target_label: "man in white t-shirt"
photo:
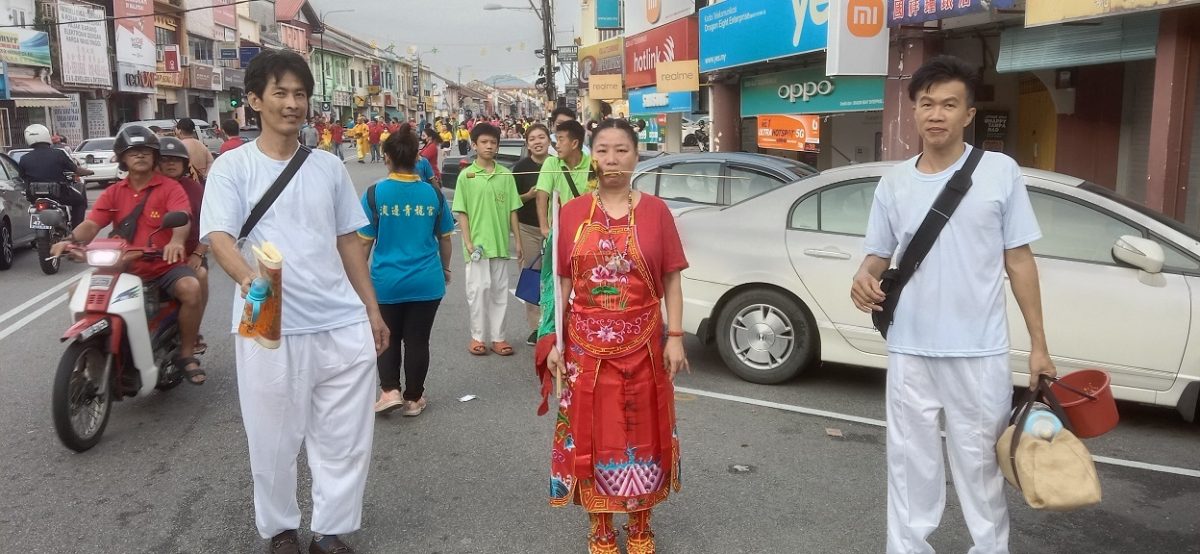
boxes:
[200,50,388,554]
[851,55,1056,554]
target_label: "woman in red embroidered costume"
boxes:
[539,119,689,554]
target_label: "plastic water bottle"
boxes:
[243,278,272,325]
[470,246,484,262]
[1023,402,1063,440]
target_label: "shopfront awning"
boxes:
[997,12,1158,73]
[8,76,70,107]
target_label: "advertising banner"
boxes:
[828,0,888,76]
[114,0,155,92]
[117,62,156,94]
[625,0,696,36]
[185,0,215,41]
[628,85,693,116]
[656,59,699,92]
[624,16,698,90]
[589,73,625,100]
[757,114,820,152]
[579,36,624,88]
[214,0,238,32]
[56,2,112,88]
[190,64,221,91]
[1026,0,1198,26]
[699,0,829,73]
[85,98,110,139]
[597,0,622,29]
[162,45,180,73]
[0,28,51,67]
[52,93,85,146]
[741,67,884,117]
[888,0,1016,27]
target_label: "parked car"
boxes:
[442,139,527,189]
[118,119,223,156]
[73,138,123,185]
[632,152,817,210]
[675,161,1200,421]
[0,152,33,270]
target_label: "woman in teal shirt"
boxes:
[358,124,455,417]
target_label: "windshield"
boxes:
[1080,182,1200,242]
[78,139,115,152]
[498,143,524,158]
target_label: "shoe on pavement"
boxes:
[402,397,427,417]
[309,535,354,554]
[526,330,538,346]
[267,530,301,554]
[374,395,404,414]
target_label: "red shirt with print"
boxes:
[87,174,193,279]
[219,137,244,154]
[368,122,384,144]
[331,124,344,143]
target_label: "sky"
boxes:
[306,0,582,85]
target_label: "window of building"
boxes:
[189,36,214,63]
[155,26,175,46]
[9,8,27,27]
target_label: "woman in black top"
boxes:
[513,123,551,345]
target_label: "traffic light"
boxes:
[229,88,244,108]
[535,67,547,91]
[230,97,242,108]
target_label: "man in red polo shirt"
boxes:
[52,125,207,385]
[368,116,384,162]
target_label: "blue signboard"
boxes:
[239,47,261,69]
[628,86,693,116]
[741,67,884,117]
[220,48,239,61]
[699,0,829,72]
[596,0,622,29]
[888,0,1015,27]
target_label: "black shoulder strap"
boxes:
[110,186,152,240]
[367,183,379,229]
[562,167,581,197]
[892,146,985,288]
[238,145,311,240]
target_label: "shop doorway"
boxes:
[1017,75,1057,171]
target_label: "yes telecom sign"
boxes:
[741,67,884,117]
[888,0,1016,26]
[699,0,830,72]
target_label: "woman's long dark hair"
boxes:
[383,123,420,172]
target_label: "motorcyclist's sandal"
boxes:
[193,334,207,356]
[177,356,205,385]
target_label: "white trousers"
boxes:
[235,321,377,538]
[886,353,1013,554]
[464,257,510,342]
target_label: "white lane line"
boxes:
[0,294,67,342]
[0,269,86,326]
[675,386,1200,479]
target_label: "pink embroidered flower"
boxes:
[606,252,631,274]
[625,498,641,510]
[565,361,580,384]
[590,265,618,284]
[598,238,615,251]
[559,387,574,409]
[593,324,620,342]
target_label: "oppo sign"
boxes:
[778,79,835,103]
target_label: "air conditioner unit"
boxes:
[156,49,165,63]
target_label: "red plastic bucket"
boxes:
[1050,369,1119,438]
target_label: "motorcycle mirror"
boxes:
[161,211,190,229]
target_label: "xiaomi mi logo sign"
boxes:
[847,0,884,38]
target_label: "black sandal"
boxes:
[193,334,207,356]
[176,356,205,385]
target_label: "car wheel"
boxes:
[715,288,818,384]
[0,220,14,270]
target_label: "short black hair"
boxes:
[383,123,420,172]
[244,49,315,100]
[175,118,196,134]
[221,119,240,137]
[589,118,639,148]
[908,55,980,106]
[555,120,585,147]
[470,122,500,143]
[550,107,577,122]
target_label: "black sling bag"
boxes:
[873,146,985,339]
[238,145,311,240]
[109,188,152,241]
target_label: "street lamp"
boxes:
[315,9,355,116]
[482,1,555,103]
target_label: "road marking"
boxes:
[0,294,67,342]
[675,386,1200,479]
[0,269,86,326]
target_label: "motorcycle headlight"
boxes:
[86,249,122,267]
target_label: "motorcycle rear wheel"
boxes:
[52,340,113,452]
[37,235,60,275]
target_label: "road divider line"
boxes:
[675,385,1200,479]
[0,269,86,325]
[0,295,67,342]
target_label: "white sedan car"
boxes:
[676,161,1200,421]
[73,138,124,185]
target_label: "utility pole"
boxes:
[542,0,556,104]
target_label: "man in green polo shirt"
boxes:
[533,120,592,338]
[452,122,524,356]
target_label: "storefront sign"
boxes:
[699,0,830,72]
[239,46,261,69]
[115,0,156,93]
[52,93,85,146]
[56,2,112,88]
[589,73,625,100]
[596,0,622,29]
[656,59,699,92]
[579,36,624,88]
[888,0,1016,27]
[1026,0,1197,26]
[0,28,51,67]
[85,98,109,139]
[333,90,352,106]
[624,16,698,90]
[625,0,696,36]
[162,45,180,73]
[222,67,244,89]
[219,45,239,60]
[976,110,1008,152]
[828,0,888,76]
[628,85,692,115]
[757,114,820,152]
[190,64,221,91]
[156,57,185,88]
[741,67,884,116]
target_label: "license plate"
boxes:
[29,214,50,230]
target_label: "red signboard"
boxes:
[162,45,180,73]
[623,16,698,90]
[214,0,237,30]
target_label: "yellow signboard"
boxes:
[589,73,624,100]
[655,59,699,93]
[1027,0,1200,26]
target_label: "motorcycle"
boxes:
[26,172,79,275]
[46,210,192,452]
[684,121,710,152]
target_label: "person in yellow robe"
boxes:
[353,116,370,163]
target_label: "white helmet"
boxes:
[24,124,52,146]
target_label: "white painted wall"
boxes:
[827,111,883,167]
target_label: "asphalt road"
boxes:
[0,154,1197,553]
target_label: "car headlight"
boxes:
[108,155,117,163]
[86,249,122,267]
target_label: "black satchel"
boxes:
[109,187,152,241]
[873,146,985,339]
[238,145,311,240]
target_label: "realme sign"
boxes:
[589,74,625,100]
[655,59,699,93]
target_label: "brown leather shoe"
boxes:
[309,535,354,554]
[267,530,301,554]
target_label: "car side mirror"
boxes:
[1112,235,1165,274]
[161,211,190,229]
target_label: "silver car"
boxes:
[0,152,33,270]
[676,161,1200,421]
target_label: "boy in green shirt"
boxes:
[451,122,524,355]
[533,120,593,338]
